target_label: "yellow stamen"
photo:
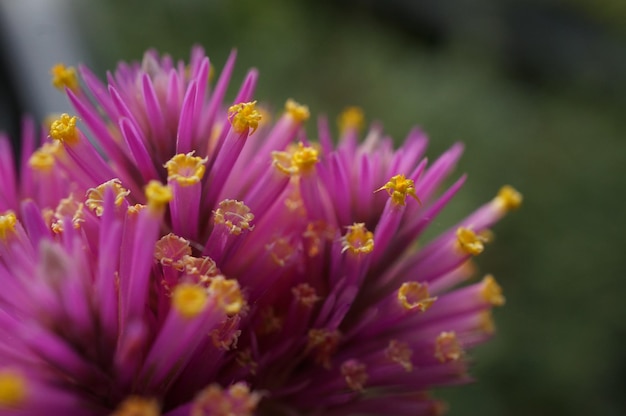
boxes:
[480,274,505,306]
[302,221,335,257]
[434,332,463,363]
[375,174,421,206]
[85,179,130,216]
[266,237,296,267]
[50,63,79,92]
[209,277,244,315]
[154,234,192,271]
[494,185,522,212]
[228,101,262,135]
[211,316,241,350]
[191,382,260,416]
[456,227,485,256]
[0,368,26,408]
[385,340,413,372]
[397,282,437,312]
[164,152,208,186]
[479,310,496,334]
[145,181,172,211]
[284,99,310,122]
[28,142,61,171]
[340,359,368,392]
[49,114,79,145]
[181,255,220,281]
[341,223,374,255]
[338,106,365,133]
[51,195,84,233]
[172,283,208,319]
[307,328,340,368]
[272,142,320,176]
[110,396,160,416]
[0,212,17,240]
[292,283,321,308]
[213,200,254,235]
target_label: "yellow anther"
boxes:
[266,237,296,267]
[110,396,160,416]
[284,99,310,122]
[85,179,130,216]
[49,114,79,145]
[338,106,364,133]
[397,282,437,312]
[341,223,374,255]
[456,227,485,256]
[211,316,241,350]
[164,152,208,186]
[292,283,321,308]
[307,328,341,368]
[28,143,59,171]
[181,255,220,281]
[209,277,244,315]
[292,142,319,174]
[0,368,26,408]
[434,332,463,363]
[154,234,192,270]
[213,200,254,235]
[128,204,146,215]
[272,142,319,176]
[494,185,523,212]
[191,382,260,416]
[145,181,172,211]
[228,101,262,135]
[51,195,84,233]
[0,212,17,240]
[172,283,208,319]
[375,174,421,206]
[480,274,505,306]
[340,359,368,392]
[50,63,79,92]
[385,340,413,372]
[478,310,496,334]
[303,221,336,257]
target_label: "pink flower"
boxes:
[0,47,521,415]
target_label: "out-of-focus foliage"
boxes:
[72,0,626,415]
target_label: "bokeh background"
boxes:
[1,0,625,415]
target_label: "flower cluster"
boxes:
[0,47,521,415]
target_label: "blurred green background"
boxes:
[47,0,626,414]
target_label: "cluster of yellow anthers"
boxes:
[85,179,131,216]
[435,332,463,363]
[272,142,320,176]
[165,152,208,187]
[0,212,17,240]
[0,369,26,409]
[49,113,79,145]
[397,281,438,312]
[28,142,64,172]
[375,174,421,206]
[285,99,310,123]
[456,227,487,256]
[213,200,255,235]
[173,277,244,319]
[341,223,375,255]
[228,101,263,135]
[337,106,365,133]
[50,63,79,92]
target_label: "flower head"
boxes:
[0,46,521,415]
